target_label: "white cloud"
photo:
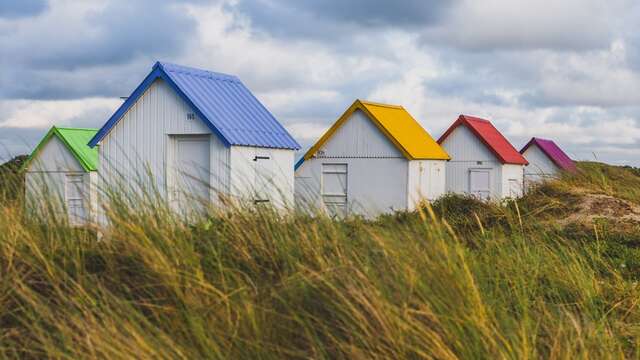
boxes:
[0,98,120,128]
[426,0,623,51]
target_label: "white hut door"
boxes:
[254,150,272,204]
[65,174,86,225]
[321,164,348,217]
[174,136,210,208]
[469,169,490,200]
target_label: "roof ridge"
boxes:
[55,127,99,131]
[155,61,238,82]
[358,99,404,109]
[439,115,528,165]
[461,114,491,123]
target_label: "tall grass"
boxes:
[559,162,640,204]
[1,163,640,358]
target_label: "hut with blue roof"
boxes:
[89,62,300,215]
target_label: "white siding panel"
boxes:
[99,79,228,203]
[318,109,402,158]
[29,136,84,173]
[407,160,446,208]
[523,144,560,184]
[501,164,525,198]
[440,125,513,199]
[295,157,408,217]
[229,146,295,209]
[440,125,496,162]
[25,171,66,218]
[444,161,503,199]
[25,136,96,225]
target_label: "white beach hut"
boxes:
[23,126,99,225]
[88,62,300,214]
[520,137,577,185]
[437,115,528,200]
[294,99,450,217]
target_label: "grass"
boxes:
[1,161,640,358]
[559,162,640,204]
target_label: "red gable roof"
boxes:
[438,115,528,165]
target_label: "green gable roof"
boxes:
[22,127,99,172]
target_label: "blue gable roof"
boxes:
[88,62,300,150]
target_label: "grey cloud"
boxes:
[0,127,45,160]
[0,62,150,100]
[231,0,455,40]
[0,0,204,99]
[27,0,197,70]
[235,0,617,52]
[0,0,48,18]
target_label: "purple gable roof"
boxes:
[520,137,576,172]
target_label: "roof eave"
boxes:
[22,127,94,173]
[88,64,234,149]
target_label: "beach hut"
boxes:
[294,99,450,217]
[23,127,98,225]
[437,115,528,200]
[520,137,576,184]
[88,62,300,215]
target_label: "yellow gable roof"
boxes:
[302,99,450,163]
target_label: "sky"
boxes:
[1,0,639,165]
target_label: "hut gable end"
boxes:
[318,109,403,158]
[523,143,559,175]
[440,125,498,163]
[28,136,85,173]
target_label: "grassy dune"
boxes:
[1,161,640,358]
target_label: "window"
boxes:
[65,174,86,225]
[322,164,347,217]
[469,169,490,200]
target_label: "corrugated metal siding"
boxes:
[440,125,505,198]
[295,157,408,217]
[25,171,94,225]
[25,172,65,218]
[160,62,300,150]
[407,160,446,207]
[444,161,502,197]
[501,164,525,198]
[523,144,560,177]
[25,136,96,224]
[228,146,295,209]
[99,79,230,207]
[440,125,496,162]
[317,110,403,158]
[28,136,84,173]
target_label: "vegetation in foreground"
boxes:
[1,161,640,359]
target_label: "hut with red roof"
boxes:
[520,137,576,185]
[437,115,528,200]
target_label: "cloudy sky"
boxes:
[1,0,639,165]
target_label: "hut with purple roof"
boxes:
[520,137,576,184]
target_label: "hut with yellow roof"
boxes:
[294,99,450,217]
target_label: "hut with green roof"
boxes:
[23,126,98,225]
